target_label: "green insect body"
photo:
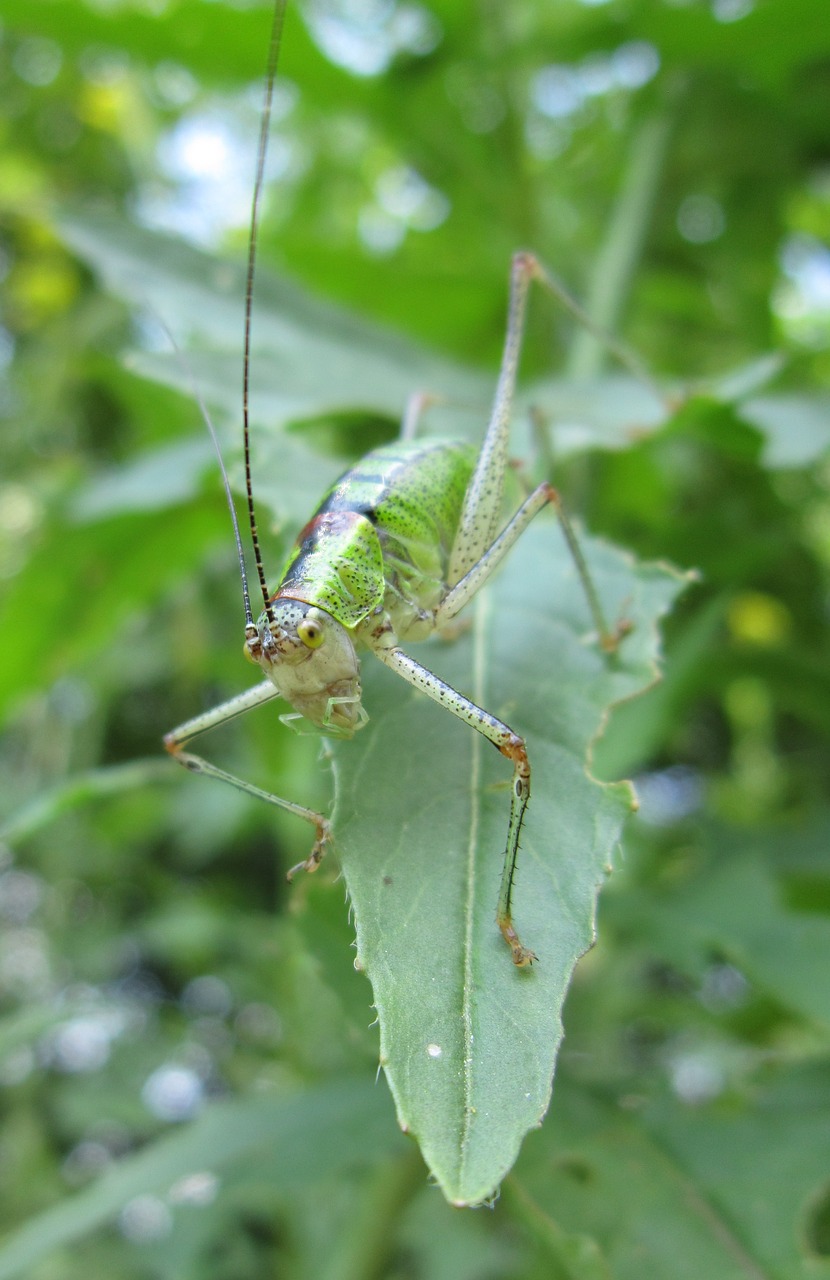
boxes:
[241,439,476,740]
[164,88,625,966]
[275,438,476,638]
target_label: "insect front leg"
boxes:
[164,680,333,877]
[370,643,537,967]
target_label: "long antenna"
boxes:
[151,310,257,632]
[196,370,257,634]
[243,0,288,625]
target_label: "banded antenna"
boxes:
[242,0,288,628]
[148,310,257,636]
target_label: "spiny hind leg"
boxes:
[448,252,540,587]
[446,250,631,652]
[370,643,537,966]
[439,480,628,654]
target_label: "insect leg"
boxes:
[438,481,623,652]
[448,250,628,652]
[164,680,332,875]
[448,252,538,588]
[399,391,443,442]
[370,644,536,967]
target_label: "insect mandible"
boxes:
[164,0,626,967]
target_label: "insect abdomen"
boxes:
[275,439,475,628]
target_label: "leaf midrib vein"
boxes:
[458,590,488,1183]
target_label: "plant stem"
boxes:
[567,109,673,380]
[317,1150,425,1280]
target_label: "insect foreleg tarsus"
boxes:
[370,643,537,966]
[164,680,333,875]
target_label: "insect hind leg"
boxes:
[438,480,628,654]
[446,249,637,653]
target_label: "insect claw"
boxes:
[286,820,332,881]
[599,614,635,655]
[512,944,538,968]
[286,852,318,880]
[499,917,538,967]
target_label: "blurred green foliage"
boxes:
[0,0,829,1274]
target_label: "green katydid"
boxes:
[164,0,629,967]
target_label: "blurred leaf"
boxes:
[514,1065,830,1280]
[0,1004,67,1058]
[616,823,830,1028]
[73,439,214,521]
[521,373,669,455]
[59,212,483,413]
[0,500,224,722]
[741,394,830,469]
[0,1078,406,1280]
[0,761,171,845]
[61,215,673,531]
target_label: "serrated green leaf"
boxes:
[332,524,683,1204]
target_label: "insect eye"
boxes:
[242,639,258,664]
[298,619,325,649]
